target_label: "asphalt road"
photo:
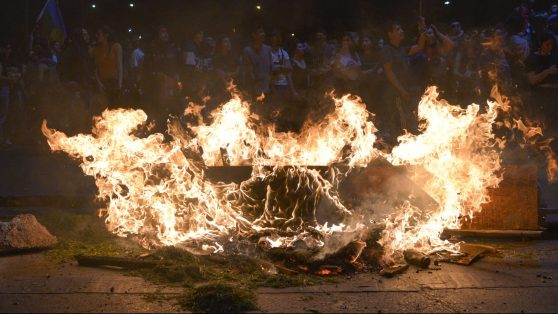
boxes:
[1,145,558,312]
[1,239,558,313]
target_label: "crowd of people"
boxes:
[1,2,558,147]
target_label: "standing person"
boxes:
[307,30,336,94]
[182,28,204,101]
[92,25,123,109]
[144,25,179,124]
[380,18,426,139]
[480,28,513,95]
[183,28,204,73]
[32,35,57,83]
[201,36,216,72]
[308,30,328,69]
[211,35,240,110]
[60,28,93,86]
[291,41,310,96]
[199,36,217,100]
[453,33,482,104]
[525,33,558,127]
[506,13,531,63]
[270,31,295,102]
[359,35,383,113]
[290,41,310,131]
[214,36,240,85]
[360,36,382,77]
[331,33,361,94]
[308,30,336,74]
[59,27,96,132]
[411,24,455,91]
[269,30,297,131]
[242,26,272,100]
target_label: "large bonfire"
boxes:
[42,86,557,266]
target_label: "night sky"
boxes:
[0,0,555,48]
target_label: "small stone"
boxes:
[46,274,50,279]
[110,287,114,293]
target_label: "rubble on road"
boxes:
[0,214,57,252]
[380,243,498,276]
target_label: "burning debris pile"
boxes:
[41,86,557,273]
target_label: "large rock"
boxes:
[0,214,57,250]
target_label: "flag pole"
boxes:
[35,0,51,25]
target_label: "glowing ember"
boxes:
[42,85,555,266]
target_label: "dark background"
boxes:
[0,0,555,47]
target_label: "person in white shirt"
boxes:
[269,30,297,131]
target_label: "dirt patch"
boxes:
[179,283,257,313]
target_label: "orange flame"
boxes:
[41,86,557,265]
[379,87,504,265]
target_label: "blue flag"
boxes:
[35,0,67,44]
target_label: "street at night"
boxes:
[2,0,558,313]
